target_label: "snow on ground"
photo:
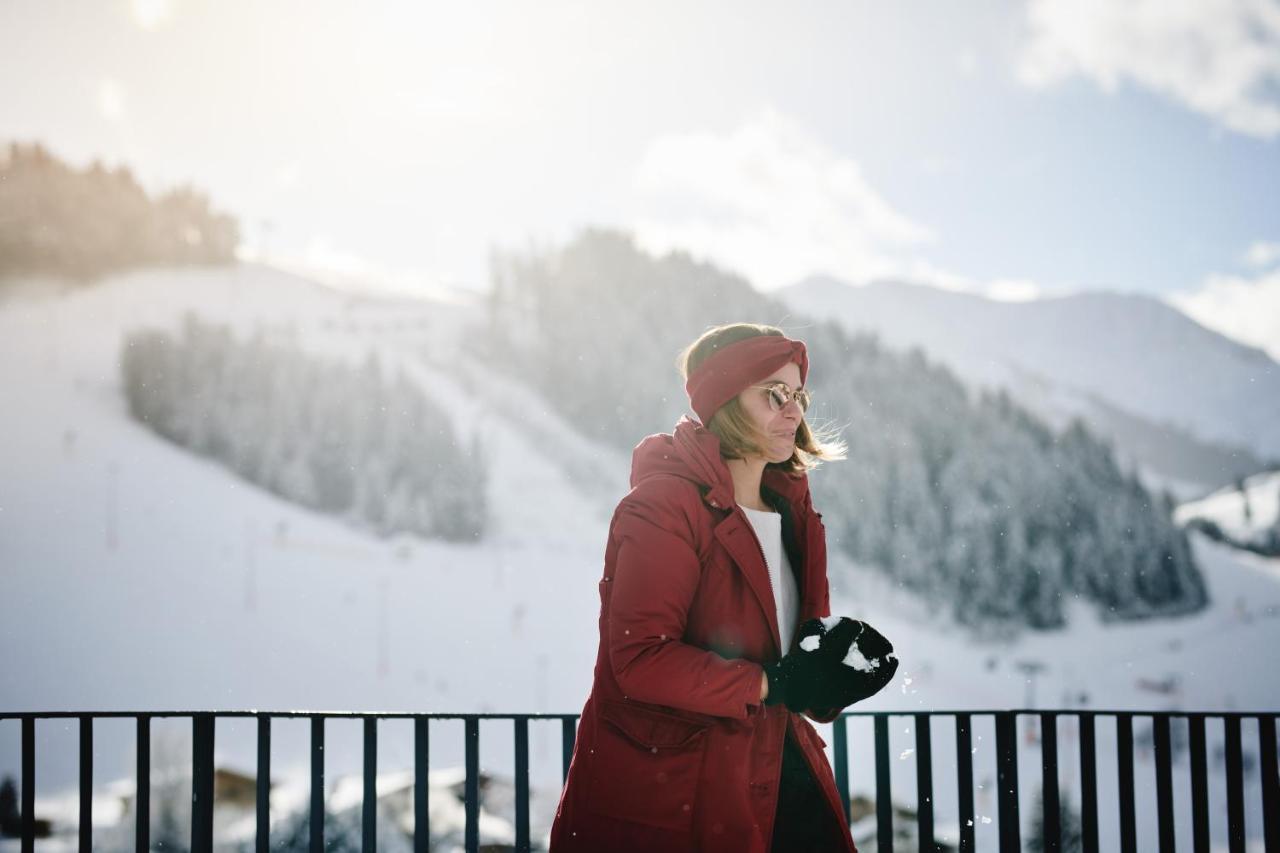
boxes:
[1,265,1277,850]
[1175,470,1280,554]
[0,265,616,838]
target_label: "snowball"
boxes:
[842,643,878,672]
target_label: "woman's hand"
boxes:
[763,617,898,712]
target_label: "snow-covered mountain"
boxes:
[2,264,1277,850]
[779,276,1280,497]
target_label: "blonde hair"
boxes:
[675,323,846,474]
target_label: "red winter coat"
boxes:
[549,415,858,852]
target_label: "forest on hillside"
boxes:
[121,315,487,543]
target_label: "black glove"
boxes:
[764,617,899,712]
[810,616,899,705]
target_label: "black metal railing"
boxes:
[2,708,1276,852]
[827,709,1279,853]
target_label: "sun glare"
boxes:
[130,0,172,31]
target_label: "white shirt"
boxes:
[740,505,799,654]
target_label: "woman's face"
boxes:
[735,361,804,464]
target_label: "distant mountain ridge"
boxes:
[779,275,1280,493]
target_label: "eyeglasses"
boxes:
[749,382,811,413]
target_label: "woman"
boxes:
[549,323,898,852]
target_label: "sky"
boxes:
[2,0,1278,356]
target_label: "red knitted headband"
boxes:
[684,334,809,425]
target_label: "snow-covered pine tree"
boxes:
[121,318,487,543]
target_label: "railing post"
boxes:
[914,713,933,852]
[191,714,215,853]
[310,716,325,853]
[1116,713,1135,853]
[1189,713,1209,853]
[465,717,480,853]
[1261,714,1279,852]
[1225,715,1244,853]
[363,716,377,852]
[955,713,974,853]
[832,714,850,828]
[1079,713,1097,853]
[1040,712,1059,853]
[256,715,270,853]
[514,716,530,853]
[21,716,34,853]
[79,715,92,853]
[1153,714,1174,853]
[414,716,429,853]
[136,715,150,853]
[994,712,1020,853]
[874,713,891,853]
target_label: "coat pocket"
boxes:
[585,699,711,831]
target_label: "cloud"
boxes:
[629,108,1047,303]
[1242,240,1280,269]
[630,107,932,291]
[1016,0,1280,139]
[1168,257,1280,361]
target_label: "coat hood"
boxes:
[629,415,811,512]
